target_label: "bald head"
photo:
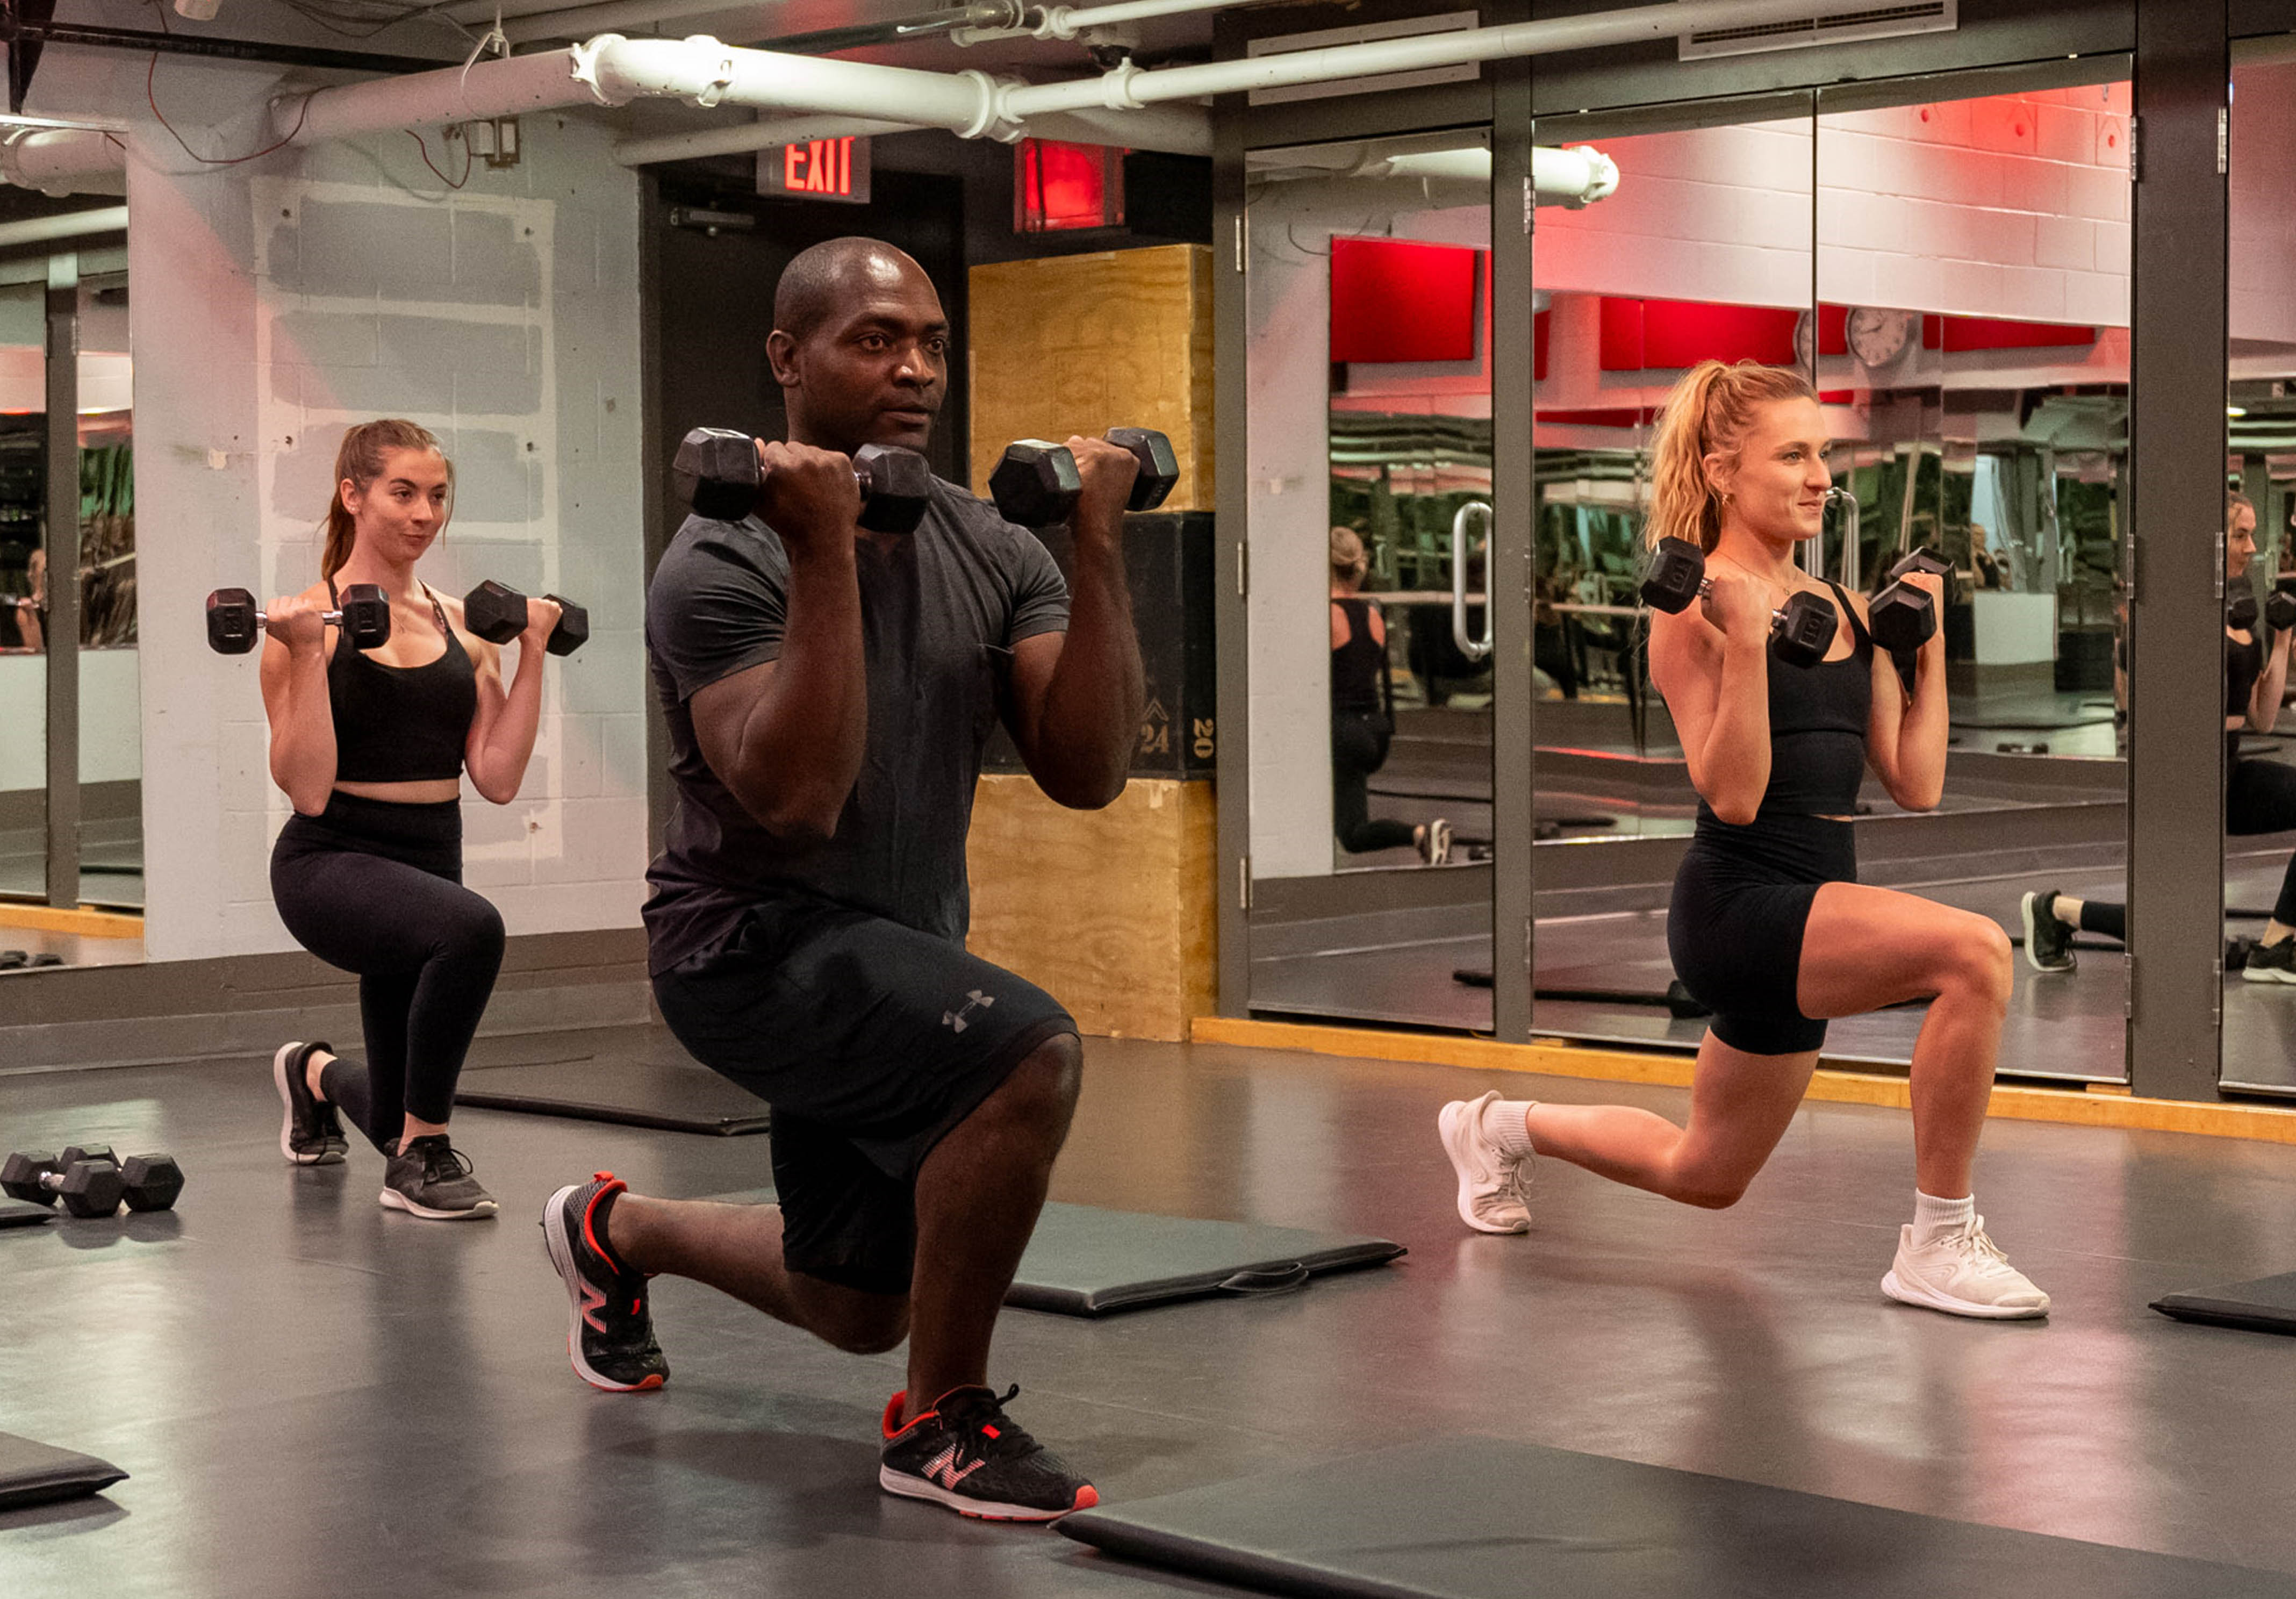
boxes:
[773,238,930,345]
[766,237,949,457]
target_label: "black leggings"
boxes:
[270,793,505,1150]
[2074,756,2296,944]
[1332,711,1417,855]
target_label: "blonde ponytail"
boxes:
[1645,360,1816,554]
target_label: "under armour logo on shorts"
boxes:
[943,989,996,1032]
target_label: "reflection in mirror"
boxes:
[1814,72,2130,1082]
[0,249,140,972]
[2220,56,2296,1095]
[1242,128,1499,880]
[1531,107,1816,843]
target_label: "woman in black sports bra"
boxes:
[1330,527,1451,865]
[1438,360,2050,1321]
[258,419,563,1221]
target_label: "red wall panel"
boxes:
[1329,237,1479,363]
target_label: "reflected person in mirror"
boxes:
[1438,359,2049,1321]
[1331,527,1451,865]
[2025,490,2296,981]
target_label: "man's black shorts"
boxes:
[651,892,1077,1296]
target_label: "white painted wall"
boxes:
[0,648,141,790]
[110,108,645,962]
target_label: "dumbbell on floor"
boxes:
[671,427,934,537]
[1867,549,1952,655]
[988,428,1181,528]
[463,580,590,657]
[1,1145,184,1218]
[1638,538,1840,668]
[206,586,391,655]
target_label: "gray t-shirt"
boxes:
[643,475,1070,974]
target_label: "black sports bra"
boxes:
[326,580,477,784]
[1702,579,1874,822]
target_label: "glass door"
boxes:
[1241,127,1504,1030]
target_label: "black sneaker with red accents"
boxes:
[541,1172,668,1393]
[879,1385,1097,1522]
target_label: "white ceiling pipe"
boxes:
[500,2,784,45]
[1360,145,1619,204]
[953,0,1237,47]
[612,98,1209,164]
[2,129,125,195]
[993,0,1857,120]
[581,35,995,127]
[0,203,127,245]
[615,114,914,165]
[269,42,600,143]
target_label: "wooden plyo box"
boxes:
[966,775,1217,1042]
[968,245,1215,514]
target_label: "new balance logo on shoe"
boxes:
[942,989,995,1032]
[925,1443,986,1489]
[580,1281,609,1334]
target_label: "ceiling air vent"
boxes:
[1680,1,1954,60]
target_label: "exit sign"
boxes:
[757,135,872,204]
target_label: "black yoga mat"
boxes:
[0,1199,53,1229]
[454,1059,770,1136]
[2151,1271,2296,1335]
[1059,1435,2296,1598]
[704,1188,1403,1316]
[0,1432,126,1512]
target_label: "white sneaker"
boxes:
[1437,1092,1531,1235]
[1881,1218,2050,1319]
[1419,818,1453,866]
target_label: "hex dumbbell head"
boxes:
[119,1154,185,1214]
[335,584,393,651]
[2230,593,2261,632]
[206,588,261,655]
[1868,585,1936,654]
[60,1143,117,1171]
[2268,591,2296,633]
[852,444,934,536]
[1639,537,1707,615]
[989,440,1083,528]
[672,427,762,522]
[56,1159,124,1219]
[463,579,528,646]
[540,596,590,657]
[1,1150,59,1204]
[1773,590,1840,668]
[1106,427,1180,512]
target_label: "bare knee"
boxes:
[984,1033,1083,1137]
[824,1308,909,1356]
[806,1290,911,1354]
[1671,1175,1752,1210]
[1949,919,2014,1009]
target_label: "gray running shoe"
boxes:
[381,1135,498,1220]
[2243,937,2296,984]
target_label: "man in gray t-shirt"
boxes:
[539,237,1143,1523]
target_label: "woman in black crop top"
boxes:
[1438,360,2049,1321]
[2024,490,2296,980]
[1329,527,1452,865]
[258,419,564,1221]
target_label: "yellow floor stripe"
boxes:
[0,902,145,940]
[1190,1016,2296,1146]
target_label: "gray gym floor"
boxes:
[4,1029,2296,1597]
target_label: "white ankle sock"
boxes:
[1912,1189,1975,1244]
[1480,1099,1537,1157]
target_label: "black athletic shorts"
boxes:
[651,892,1077,1296]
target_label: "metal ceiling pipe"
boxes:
[0,202,127,245]
[2,129,126,195]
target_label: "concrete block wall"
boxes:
[126,111,644,962]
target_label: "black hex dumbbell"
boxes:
[1638,537,1839,668]
[2,1146,125,1218]
[1867,549,1952,654]
[988,428,1183,527]
[119,1153,186,1213]
[2229,591,2296,633]
[464,580,590,657]
[671,427,934,537]
[206,585,391,655]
